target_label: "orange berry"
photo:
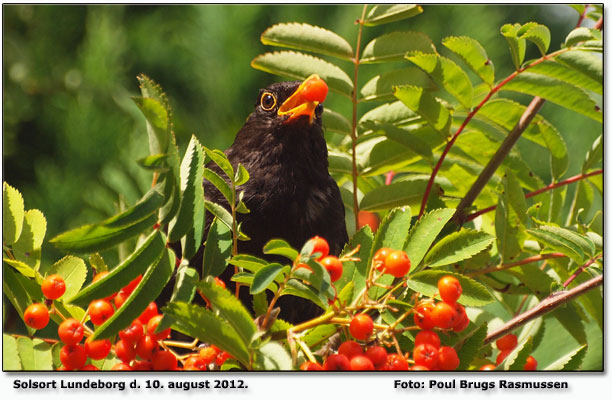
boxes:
[323,354,350,370]
[383,353,409,370]
[183,356,207,371]
[299,361,323,370]
[137,302,158,325]
[24,303,49,330]
[60,344,87,370]
[384,250,411,278]
[146,315,170,340]
[523,355,538,371]
[414,330,440,349]
[431,301,459,329]
[84,337,111,360]
[349,355,374,370]
[123,275,142,294]
[58,318,84,345]
[88,299,114,325]
[373,247,393,271]
[496,349,512,365]
[414,343,439,370]
[365,345,388,369]
[357,211,380,233]
[309,236,329,261]
[119,319,144,343]
[114,339,136,363]
[437,275,462,304]
[135,334,159,360]
[111,362,132,371]
[199,346,218,364]
[480,363,496,370]
[349,314,374,341]
[41,274,66,300]
[413,302,436,330]
[152,350,177,370]
[437,346,460,370]
[338,340,363,359]
[496,333,518,351]
[320,256,343,282]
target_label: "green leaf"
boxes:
[263,239,298,262]
[231,272,278,293]
[545,344,587,371]
[12,209,46,269]
[404,208,455,269]
[328,150,353,175]
[456,323,488,370]
[357,137,421,176]
[169,135,205,256]
[157,264,199,332]
[4,258,38,279]
[406,52,473,108]
[3,334,21,370]
[229,254,269,274]
[532,225,595,260]
[50,184,163,253]
[68,230,165,305]
[197,278,257,347]
[302,324,337,348]
[358,101,416,131]
[527,228,586,265]
[322,108,351,136]
[583,135,602,172]
[564,27,601,48]
[251,263,285,295]
[336,227,373,302]
[555,51,602,91]
[517,22,551,55]
[360,31,435,63]
[500,336,533,371]
[136,74,172,155]
[360,67,436,102]
[91,247,174,340]
[204,200,233,231]
[251,51,353,98]
[529,59,601,95]
[254,341,292,370]
[407,270,494,306]
[3,182,25,245]
[362,122,433,163]
[394,85,451,135]
[500,23,526,69]
[424,229,494,267]
[261,22,353,61]
[442,36,494,86]
[137,153,168,172]
[164,301,250,367]
[363,4,423,26]
[551,304,586,344]
[16,337,53,370]
[281,279,326,310]
[47,256,88,301]
[202,217,232,278]
[4,268,36,336]
[359,178,429,212]
[158,136,182,225]
[234,164,250,186]
[495,175,523,262]
[502,72,602,122]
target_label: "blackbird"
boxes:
[192,75,348,323]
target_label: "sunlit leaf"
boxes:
[404,208,455,270]
[251,263,285,295]
[407,270,494,306]
[442,36,494,86]
[518,22,550,55]
[500,23,526,69]
[394,85,451,135]
[322,108,351,136]
[363,4,423,26]
[202,217,232,278]
[3,182,25,245]
[12,209,46,269]
[3,334,21,370]
[360,67,437,102]
[361,31,435,63]
[47,256,88,302]
[360,177,429,212]
[424,229,494,267]
[16,337,53,371]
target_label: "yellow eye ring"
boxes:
[260,92,277,111]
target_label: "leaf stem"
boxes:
[468,252,565,277]
[462,169,602,223]
[484,274,602,344]
[350,4,369,230]
[562,254,601,288]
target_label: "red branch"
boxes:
[463,169,602,222]
[575,5,590,28]
[563,255,602,288]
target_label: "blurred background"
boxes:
[2,4,600,268]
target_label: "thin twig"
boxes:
[467,252,565,277]
[575,5,590,28]
[563,254,602,288]
[484,274,602,344]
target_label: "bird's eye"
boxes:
[260,92,276,111]
[315,103,324,117]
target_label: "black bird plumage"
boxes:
[190,78,348,323]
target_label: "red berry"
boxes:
[88,299,114,325]
[215,351,231,366]
[438,275,462,304]
[199,346,218,364]
[119,319,144,343]
[213,277,226,289]
[84,337,111,360]
[323,354,350,370]
[496,349,512,365]
[414,330,440,349]
[349,313,374,341]
[524,355,538,371]
[131,360,152,370]
[146,315,171,340]
[384,250,411,278]
[357,211,380,233]
[41,274,66,300]
[111,363,132,371]
[137,302,158,325]
[135,334,159,360]
[92,271,109,283]
[24,303,49,330]
[58,319,84,345]
[365,345,387,369]
[431,302,459,329]
[80,364,99,371]
[152,350,177,370]
[320,256,343,282]
[496,333,518,351]
[114,289,130,309]
[438,346,460,370]
[123,275,142,294]
[480,363,496,370]
[414,343,439,370]
[309,236,329,261]
[114,339,136,363]
[338,340,364,359]
[301,75,328,103]
[183,356,207,371]
[413,302,436,330]
[452,303,469,332]
[60,344,87,370]
[373,247,393,271]
[383,353,409,370]
[411,364,430,371]
[350,355,374,370]
[299,361,323,370]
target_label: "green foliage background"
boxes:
[2,4,599,267]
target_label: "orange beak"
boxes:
[278,74,328,124]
